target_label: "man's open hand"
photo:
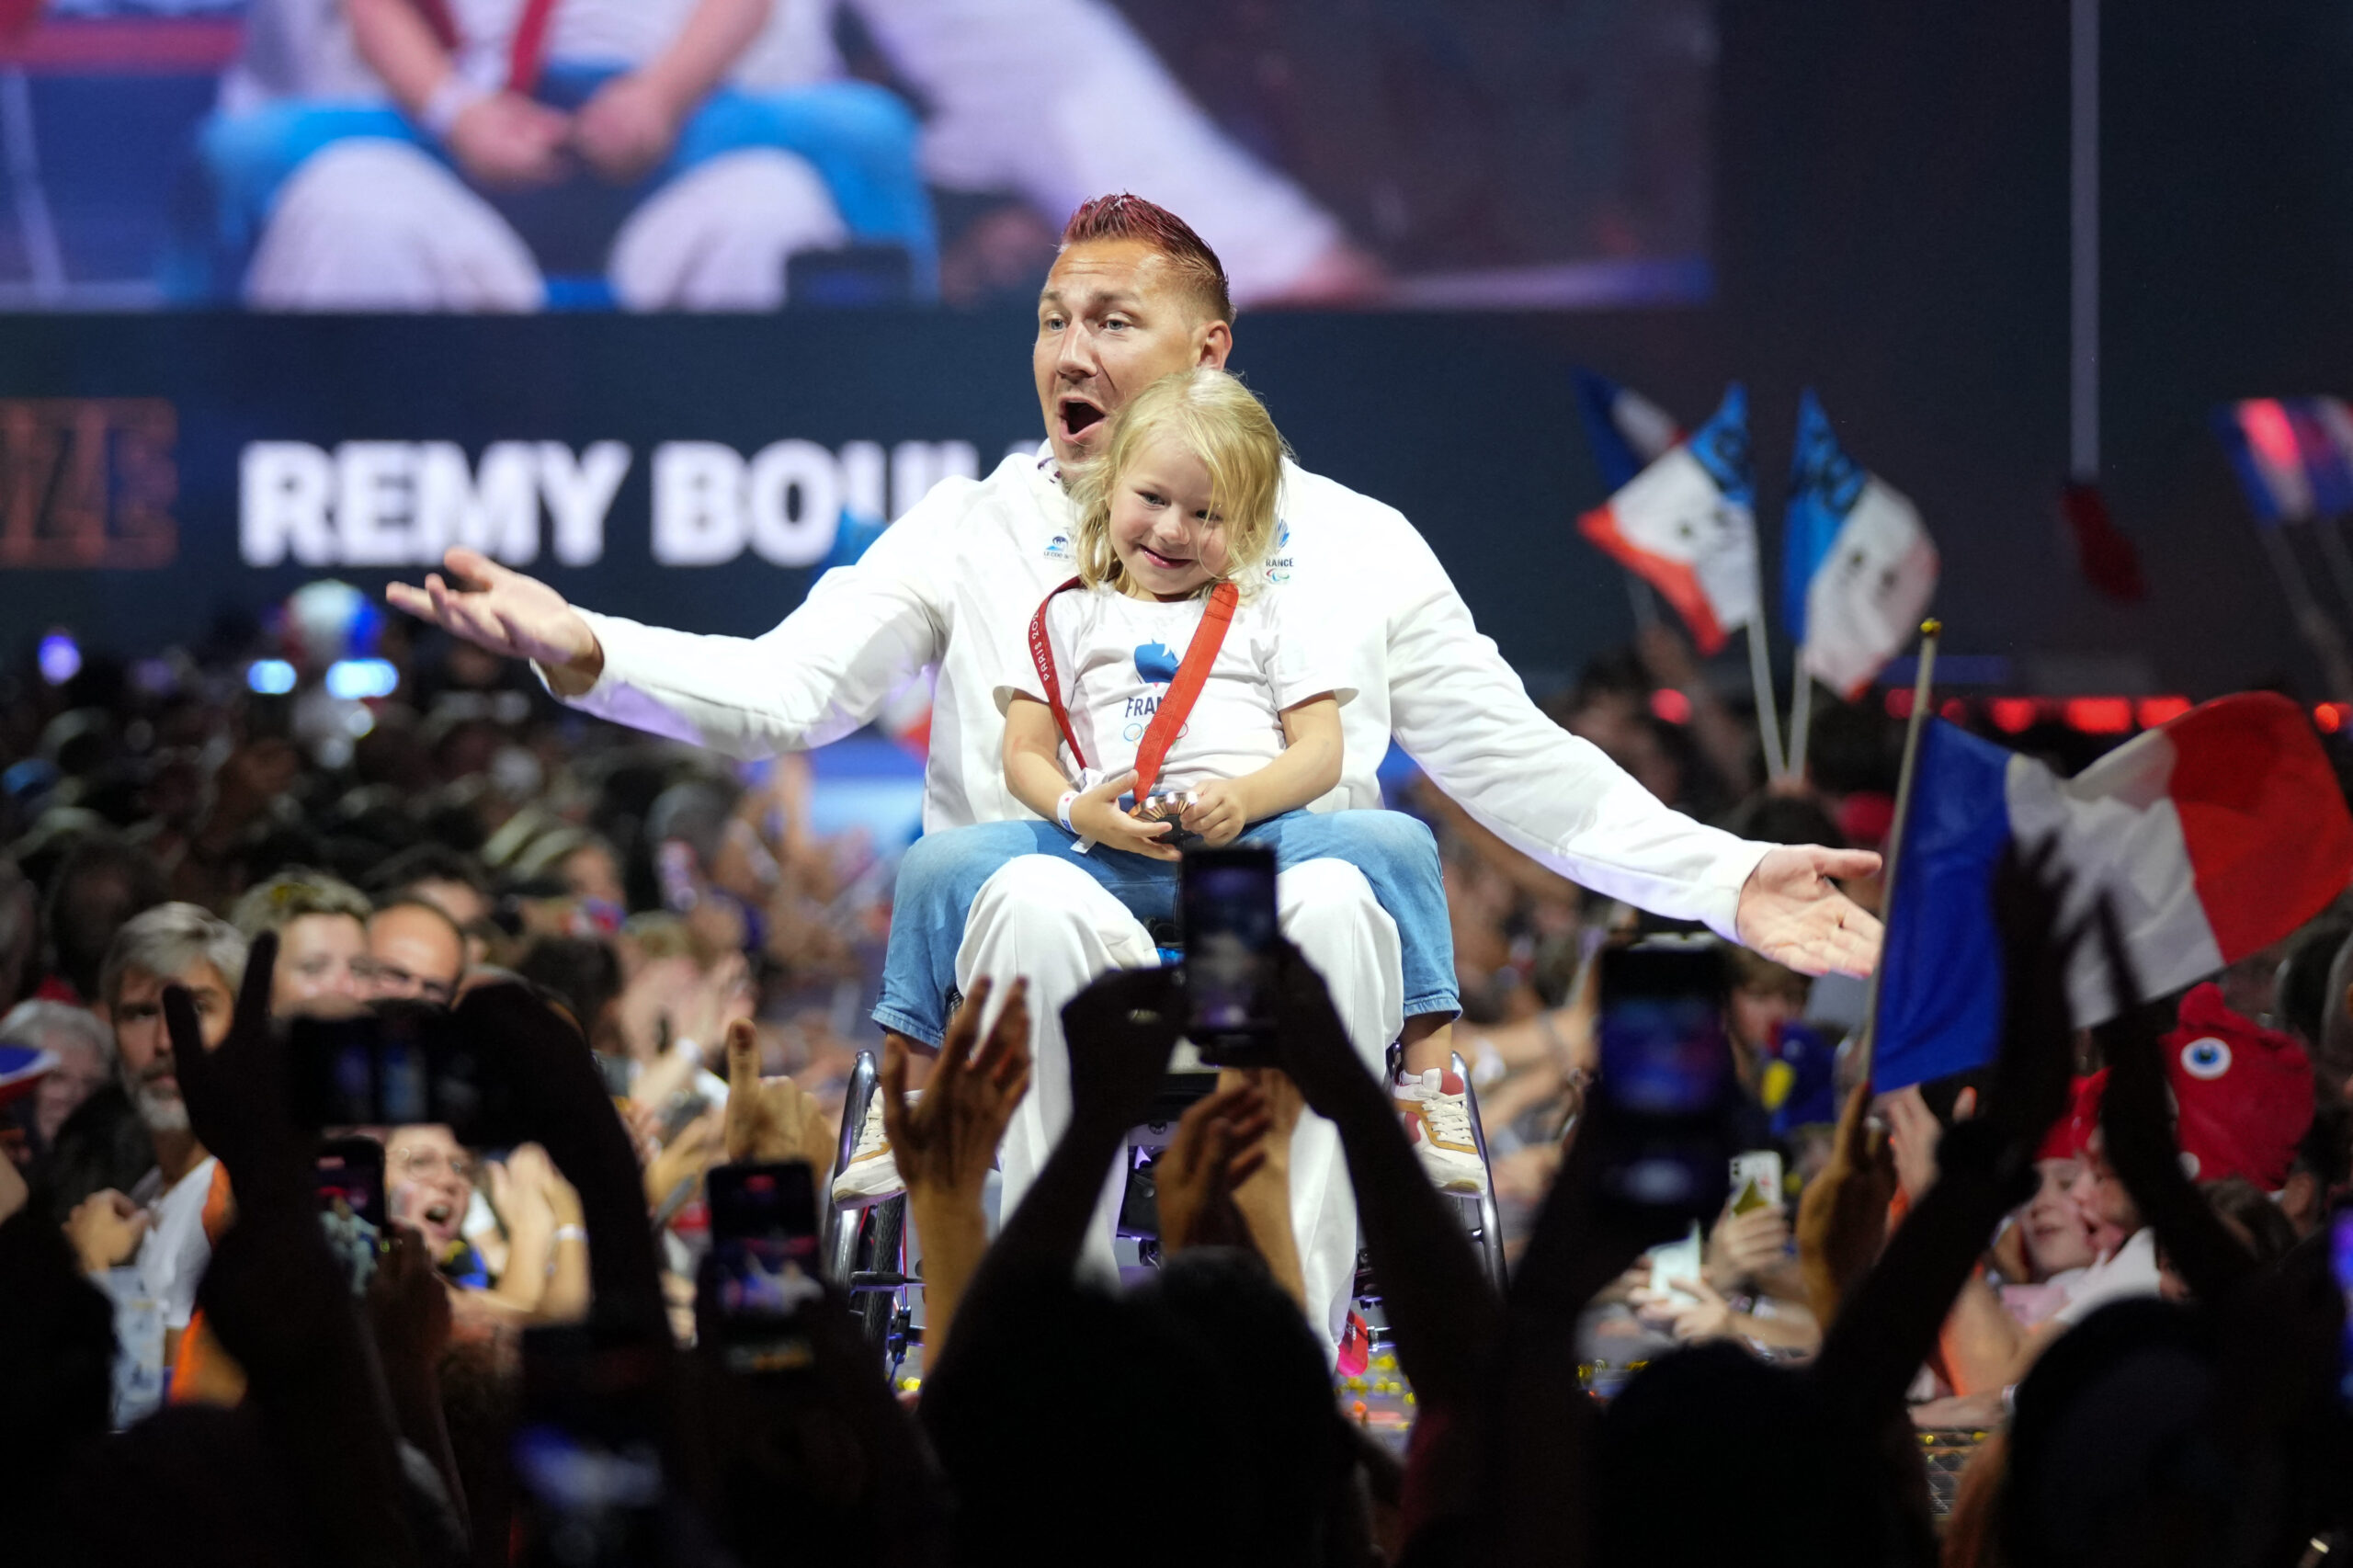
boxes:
[1734,845,1882,978]
[385,548,604,690]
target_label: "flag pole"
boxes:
[1855,619,1941,1086]
[2309,517,2353,624]
[1745,609,1788,781]
[1788,660,1815,783]
[1627,573,1662,632]
[2254,525,2353,706]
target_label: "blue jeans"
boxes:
[874,809,1460,1048]
[162,69,938,303]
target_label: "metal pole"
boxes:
[1745,611,1788,781]
[1856,620,1941,1085]
[2070,0,2099,482]
[2256,526,2353,705]
[1788,663,1815,782]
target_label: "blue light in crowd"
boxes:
[37,631,80,686]
[325,658,399,700]
[246,659,297,695]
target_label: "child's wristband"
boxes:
[1055,791,1079,832]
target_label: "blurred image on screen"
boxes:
[0,0,1711,312]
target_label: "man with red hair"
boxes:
[390,193,1881,1345]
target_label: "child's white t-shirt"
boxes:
[1000,585,1352,798]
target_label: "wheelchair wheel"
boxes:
[1450,1051,1509,1291]
[824,1050,915,1373]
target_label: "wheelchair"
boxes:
[821,1033,1507,1380]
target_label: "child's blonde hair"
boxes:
[1066,368,1290,597]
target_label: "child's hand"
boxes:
[1180,780,1250,846]
[1070,770,1180,861]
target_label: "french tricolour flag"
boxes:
[1874,693,2353,1091]
[1783,391,1938,699]
[2214,397,2353,522]
[1577,383,1758,655]
[0,1041,55,1110]
[1573,368,1683,492]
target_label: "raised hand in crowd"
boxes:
[367,1222,467,1545]
[1266,941,1501,1551]
[157,932,424,1568]
[643,1104,726,1213]
[1704,1193,1794,1296]
[1224,1065,1310,1312]
[451,979,667,1336]
[1880,1083,1949,1208]
[1796,1080,1897,1330]
[723,1015,835,1175]
[1154,1077,1271,1255]
[883,976,1031,1358]
[63,1187,148,1274]
[2091,907,2260,1303]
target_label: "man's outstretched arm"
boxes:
[387,500,949,758]
[1373,526,1880,975]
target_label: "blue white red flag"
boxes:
[1572,368,1683,492]
[2214,397,2353,522]
[1576,384,1757,654]
[0,1041,55,1109]
[1873,694,2353,1090]
[1782,390,1938,699]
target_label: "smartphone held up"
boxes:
[1591,937,1740,1221]
[1179,844,1281,1067]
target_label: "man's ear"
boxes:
[1196,318,1233,369]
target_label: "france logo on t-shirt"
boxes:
[1134,642,1180,684]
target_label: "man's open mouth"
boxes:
[1061,399,1105,438]
[423,1201,454,1229]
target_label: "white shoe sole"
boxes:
[830,1159,906,1206]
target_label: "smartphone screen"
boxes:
[706,1162,820,1320]
[1181,845,1280,1067]
[1597,943,1733,1116]
[287,1002,517,1147]
[703,1162,822,1374]
[313,1135,388,1295]
[1593,940,1733,1216]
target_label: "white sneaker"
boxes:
[830,1090,913,1205]
[1395,1068,1487,1194]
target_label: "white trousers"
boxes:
[955,854,1401,1347]
[244,141,848,312]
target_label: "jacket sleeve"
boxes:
[546,487,959,760]
[1375,517,1768,937]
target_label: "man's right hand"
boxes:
[444,91,571,188]
[386,548,605,694]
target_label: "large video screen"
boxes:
[0,0,1712,312]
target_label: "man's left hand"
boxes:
[1733,845,1881,978]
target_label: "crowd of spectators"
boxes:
[3,612,2351,1566]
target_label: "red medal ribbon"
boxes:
[1027,577,1241,805]
[506,0,563,94]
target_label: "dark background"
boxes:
[5,0,2351,706]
